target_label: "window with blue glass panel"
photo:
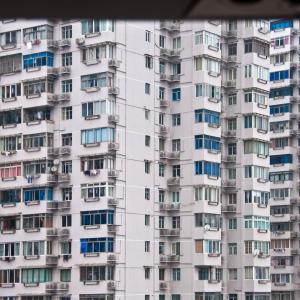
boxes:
[270,154,293,165]
[270,20,293,31]
[195,109,220,125]
[81,210,114,226]
[172,88,181,101]
[269,87,293,98]
[23,187,53,202]
[270,70,289,81]
[80,237,114,253]
[23,52,54,69]
[81,127,115,145]
[270,104,291,115]
[195,135,221,151]
[195,161,220,177]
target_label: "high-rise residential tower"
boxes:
[269,19,300,300]
[0,19,273,300]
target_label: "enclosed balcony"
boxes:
[23,106,53,126]
[0,109,21,129]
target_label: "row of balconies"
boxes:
[0,281,117,293]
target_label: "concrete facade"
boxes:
[0,18,293,300]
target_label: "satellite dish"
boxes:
[26,42,32,50]
[51,166,58,173]
[204,224,211,231]
[53,159,60,165]
[253,249,260,256]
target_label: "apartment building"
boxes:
[269,19,300,300]
[0,19,273,300]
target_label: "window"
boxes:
[195,161,220,177]
[145,83,150,94]
[1,83,21,99]
[0,53,22,75]
[62,133,72,146]
[195,135,221,151]
[228,94,237,105]
[62,52,72,66]
[195,83,221,99]
[270,104,291,115]
[145,135,150,146]
[62,25,72,39]
[270,154,293,165]
[172,88,181,101]
[159,190,165,203]
[159,113,164,125]
[62,187,72,201]
[173,37,181,49]
[144,267,150,279]
[0,242,20,257]
[61,107,72,120]
[195,31,220,50]
[171,295,181,300]
[270,86,293,98]
[145,55,153,69]
[229,218,237,229]
[228,143,237,155]
[244,140,269,156]
[270,70,289,81]
[145,161,150,174]
[159,87,165,100]
[172,268,181,281]
[62,79,72,93]
[82,44,114,62]
[145,30,150,42]
[244,216,270,230]
[145,215,150,226]
[80,237,114,254]
[172,191,180,203]
[81,72,113,89]
[81,210,114,226]
[228,43,237,56]
[194,186,220,202]
[60,269,71,282]
[62,160,72,174]
[81,20,114,35]
[145,188,150,200]
[228,193,237,205]
[195,213,221,228]
[159,164,165,177]
[22,268,52,284]
[0,30,20,47]
[228,243,237,255]
[79,266,114,282]
[81,128,115,144]
[0,135,21,152]
[23,187,53,202]
[244,165,269,180]
[195,109,220,125]
[145,241,150,252]
[228,269,237,280]
[172,165,181,178]
[172,139,181,152]
[0,269,20,284]
[270,19,293,31]
[172,114,181,126]
[23,52,54,69]
[244,190,269,205]
[159,35,166,48]
[62,215,72,227]
[23,24,53,41]
[228,118,237,130]
[61,241,72,255]
[22,241,44,257]
[145,109,150,120]
[159,268,165,280]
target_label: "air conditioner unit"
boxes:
[76,38,85,45]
